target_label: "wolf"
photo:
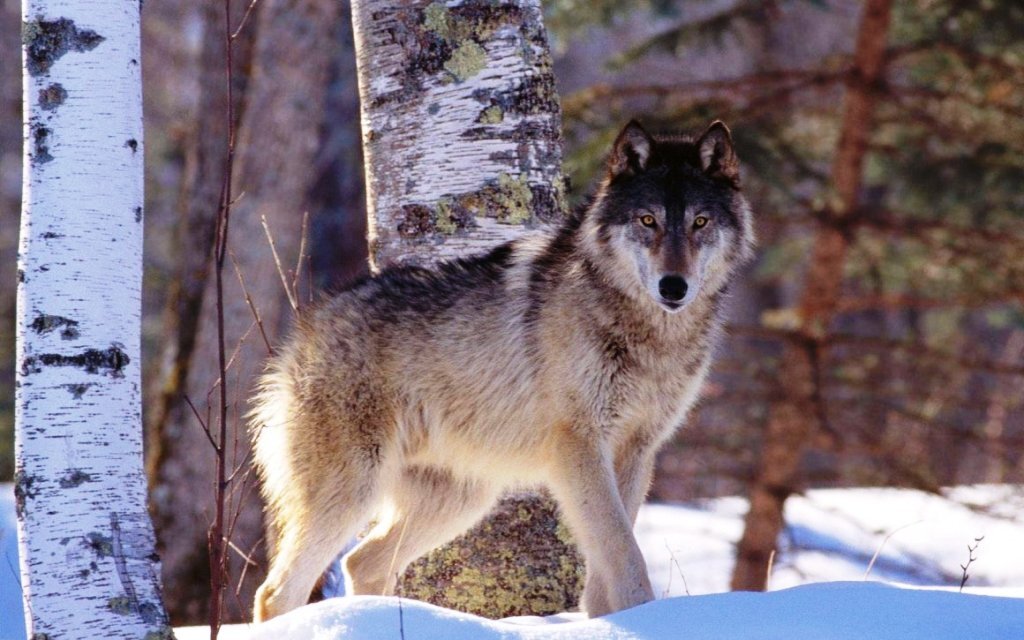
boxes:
[250,119,755,621]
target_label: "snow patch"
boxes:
[4,484,1024,640]
[181,583,1024,640]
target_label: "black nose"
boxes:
[658,275,688,302]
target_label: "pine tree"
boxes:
[546,0,1024,589]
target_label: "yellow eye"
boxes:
[639,214,657,228]
[693,215,709,229]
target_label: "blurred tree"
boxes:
[545,0,1024,589]
[732,0,894,590]
[145,0,253,622]
[16,3,170,637]
[146,0,343,624]
[0,0,22,484]
[350,0,583,618]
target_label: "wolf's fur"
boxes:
[250,120,755,621]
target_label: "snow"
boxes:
[3,484,1024,639]
[636,486,1024,597]
[175,583,1023,640]
[1,487,23,640]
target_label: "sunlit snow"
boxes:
[3,485,1023,640]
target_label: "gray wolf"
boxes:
[250,120,755,621]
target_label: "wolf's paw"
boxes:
[588,578,653,617]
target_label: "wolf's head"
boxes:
[582,120,756,313]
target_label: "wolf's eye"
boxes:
[639,214,657,228]
[693,215,709,229]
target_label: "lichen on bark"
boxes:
[443,40,487,82]
[355,0,565,265]
[30,122,54,164]
[59,468,92,488]
[38,83,67,110]
[397,492,584,618]
[22,17,104,76]
[86,531,115,557]
[493,172,532,224]
[20,344,130,377]
[14,470,39,519]
[397,171,539,236]
[29,313,79,339]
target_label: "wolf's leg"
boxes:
[614,436,659,525]
[344,466,498,595]
[545,426,653,617]
[578,439,659,610]
[254,457,381,621]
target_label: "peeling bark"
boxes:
[16,2,171,637]
[352,0,583,617]
[730,0,894,592]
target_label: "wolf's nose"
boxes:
[658,275,688,301]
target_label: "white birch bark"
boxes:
[16,3,171,638]
[352,0,567,269]
[351,0,583,617]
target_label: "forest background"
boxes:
[1,0,1022,626]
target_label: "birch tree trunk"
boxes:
[16,4,171,638]
[351,0,583,617]
[730,0,893,591]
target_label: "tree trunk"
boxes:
[16,5,171,638]
[731,0,893,591]
[149,0,341,623]
[351,0,583,617]
[146,1,252,497]
[144,0,256,622]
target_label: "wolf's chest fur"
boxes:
[547,285,721,448]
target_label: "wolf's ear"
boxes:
[698,121,739,184]
[608,120,653,177]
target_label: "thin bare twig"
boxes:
[384,517,412,597]
[397,580,406,640]
[230,251,273,354]
[292,211,309,303]
[261,214,299,312]
[959,536,984,592]
[231,0,261,40]
[225,446,256,486]
[662,541,690,597]
[227,539,259,568]
[184,394,219,452]
[864,520,922,580]
[208,0,237,633]
[236,536,265,597]
[225,463,258,542]
[223,321,257,375]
